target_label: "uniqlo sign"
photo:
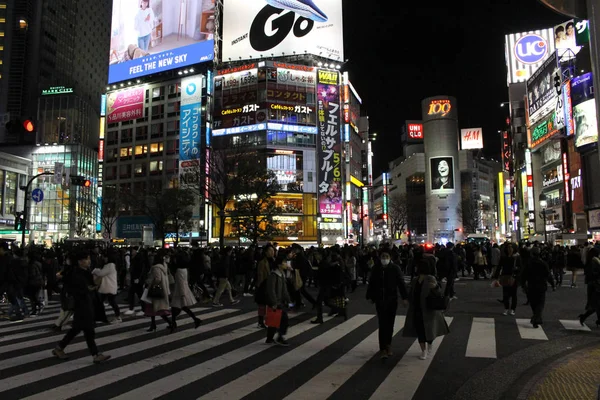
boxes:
[407,122,423,141]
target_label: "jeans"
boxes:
[376,300,398,350]
[138,34,151,51]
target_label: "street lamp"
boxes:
[539,193,548,243]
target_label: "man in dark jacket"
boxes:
[366,249,409,358]
[124,247,145,316]
[7,248,29,321]
[52,250,110,364]
[521,246,554,328]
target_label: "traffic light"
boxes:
[5,117,36,136]
[14,212,24,230]
[23,119,35,133]
[70,176,91,187]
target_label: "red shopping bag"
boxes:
[265,307,282,328]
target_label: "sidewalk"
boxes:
[520,344,600,400]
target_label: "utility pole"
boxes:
[19,171,53,248]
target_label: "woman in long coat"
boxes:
[143,249,173,332]
[403,259,450,360]
[170,250,202,332]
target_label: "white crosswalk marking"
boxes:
[370,317,453,400]
[0,300,594,400]
[466,317,496,358]
[283,316,406,400]
[560,319,592,331]
[516,319,548,340]
[197,314,375,400]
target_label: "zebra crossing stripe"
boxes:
[283,316,406,400]
[0,306,212,357]
[110,314,337,400]
[197,314,376,400]
[18,312,283,400]
[0,309,248,391]
[466,317,496,358]
[516,319,548,340]
[560,319,592,331]
[369,317,453,400]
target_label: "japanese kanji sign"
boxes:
[106,88,145,124]
[316,70,342,216]
[179,75,203,188]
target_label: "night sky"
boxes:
[343,0,565,175]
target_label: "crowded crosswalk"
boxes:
[0,299,595,400]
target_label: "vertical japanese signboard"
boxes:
[317,70,342,215]
[179,75,204,187]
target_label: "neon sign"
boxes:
[427,99,452,117]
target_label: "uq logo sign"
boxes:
[514,34,548,64]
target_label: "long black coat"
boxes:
[366,262,408,306]
[65,267,97,330]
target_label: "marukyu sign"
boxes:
[407,121,423,141]
[316,69,342,215]
[179,75,203,187]
[222,0,344,62]
[106,87,145,124]
[505,29,556,85]
[460,128,484,150]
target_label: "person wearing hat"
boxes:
[521,246,554,328]
[366,249,408,359]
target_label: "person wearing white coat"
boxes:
[170,251,202,333]
[92,250,121,323]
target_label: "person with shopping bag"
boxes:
[265,254,292,346]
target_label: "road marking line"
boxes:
[283,316,405,400]
[560,319,591,331]
[466,317,496,358]
[369,317,453,400]
[110,315,336,400]
[515,319,548,340]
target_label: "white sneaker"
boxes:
[135,311,145,317]
[110,317,122,324]
[419,350,427,360]
[509,310,515,316]
[427,343,434,356]
[243,293,252,297]
[502,309,509,316]
[124,310,135,316]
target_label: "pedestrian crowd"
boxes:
[1,239,599,364]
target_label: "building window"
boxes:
[151,123,164,138]
[150,142,164,154]
[135,145,148,157]
[152,86,164,100]
[167,101,180,117]
[134,163,146,177]
[151,104,164,120]
[136,126,148,141]
[120,146,132,159]
[119,164,131,178]
[149,161,163,174]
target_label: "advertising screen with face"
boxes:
[571,73,598,148]
[430,156,455,194]
[108,0,215,84]
[554,19,581,60]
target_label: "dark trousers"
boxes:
[25,286,42,314]
[100,293,120,317]
[266,309,289,340]
[297,284,316,306]
[375,300,398,351]
[59,326,98,356]
[502,285,518,310]
[314,286,330,320]
[528,289,546,324]
[127,282,144,310]
[444,272,456,297]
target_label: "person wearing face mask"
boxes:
[366,249,409,359]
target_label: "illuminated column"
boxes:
[422,96,462,243]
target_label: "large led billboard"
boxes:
[316,69,342,215]
[108,0,215,84]
[526,51,559,123]
[505,28,556,86]
[429,156,455,194]
[222,0,344,62]
[571,73,598,148]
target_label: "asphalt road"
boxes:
[0,273,598,400]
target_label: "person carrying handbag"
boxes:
[402,259,450,361]
[142,249,173,332]
[493,243,521,316]
[265,253,292,346]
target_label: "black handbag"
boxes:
[426,283,449,310]
[147,283,164,299]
